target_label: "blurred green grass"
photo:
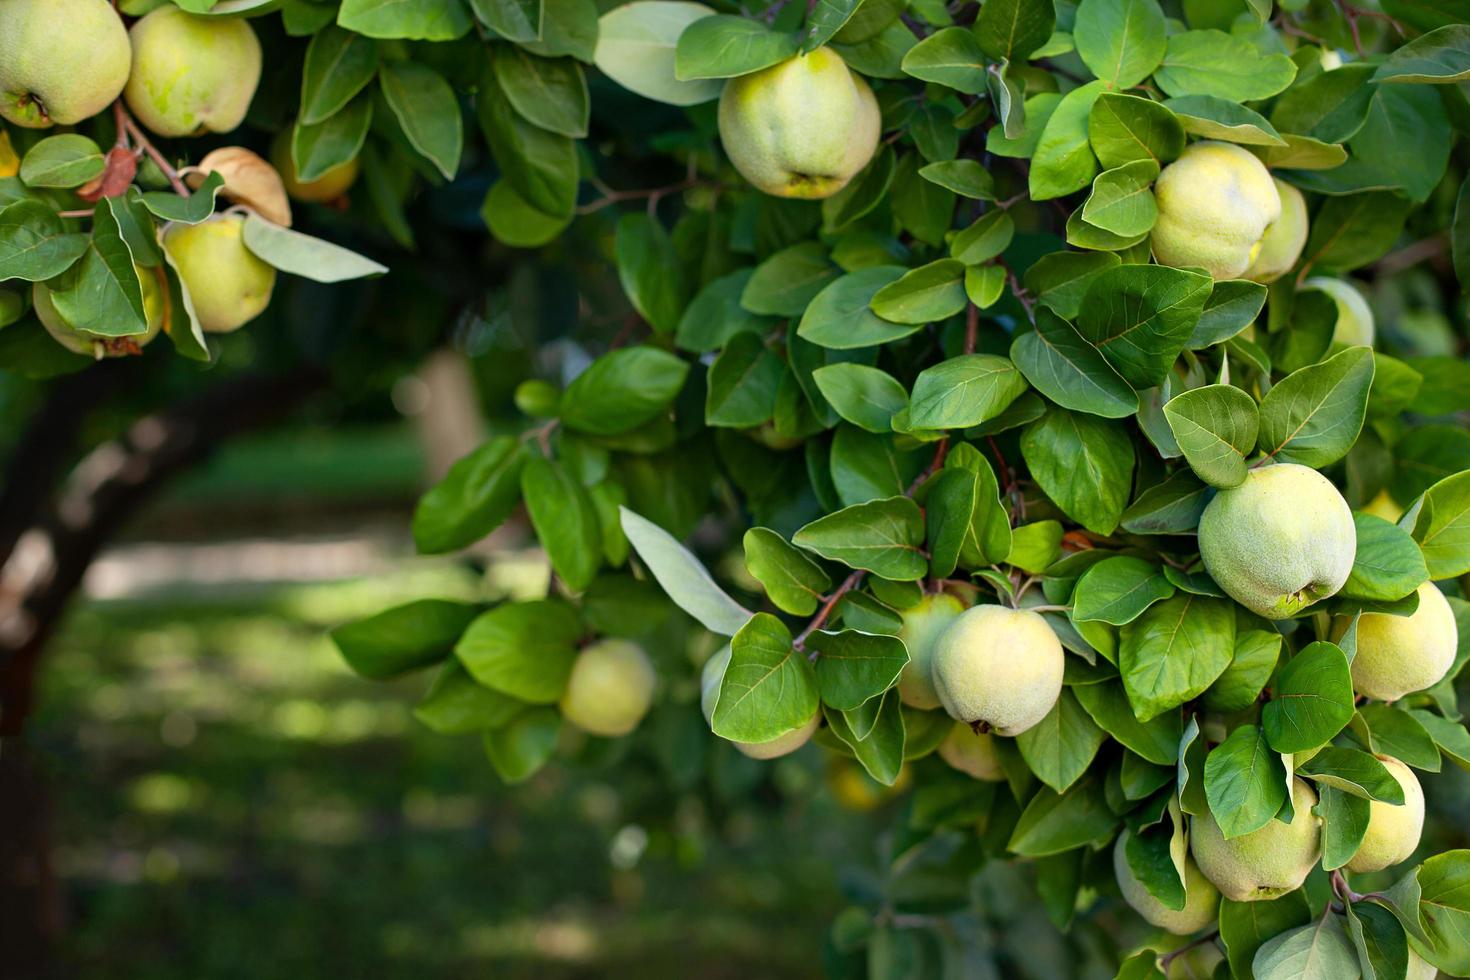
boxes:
[33,561,875,980]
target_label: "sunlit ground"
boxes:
[32,537,873,979]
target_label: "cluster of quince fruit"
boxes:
[0,0,360,358]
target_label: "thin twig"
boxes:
[795,570,865,651]
[1158,933,1220,973]
[964,303,979,354]
[121,112,188,196]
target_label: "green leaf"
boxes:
[1303,191,1412,272]
[1120,470,1210,535]
[1190,279,1268,348]
[1269,63,1376,144]
[1164,94,1287,146]
[944,442,1012,567]
[615,213,688,332]
[925,468,977,578]
[743,241,838,317]
[523,0,598,61]
[1029,81,1106,201]
[593,0,723,106]
[907,354,1029,430]
[338,0,473,39]
[1203,723,1286,838]
[950,209,1015,265]
[1088,92,1184,169]
[1007,774,1118,856]
[18,135,105,189]
[521,456,601,591]
[1080,159,1159,237]
[455,599,581,702]
[292,97,372,182]
[1297,746,1405,802]
[1020,407,1135,535]
[809,630,909,711]
[560,347,689,435]
[1358,704,1441,773]
[0,201,88,282]
[1119,593,1235,722]
[1345,898,1410,979]
[477,78,578,217]
[824,689,905,784]
[1074,680,1183,765]
[412,436,526,553]
[300,26,379,125]
[1163,383,1260,489]
[1252,916,1360,980]
[1318,786,1372,872]
[676,269,777,353]
[1371,24,1470,84]
[1262,642,1355,754]
[973,0,1055,61]
[1009,308,1139,419]
[869,258,967,324]
[792,496,927,580]
[1016,689,1106,793]
[1073,0,1166,88]
[803,0,861,50]
[744,527,831,616]
[620,506,753,636]
[1409,469,1470,579]
[797,265,915,349]
[46,199,146,338]
[240,214,388,282]
[414,661,526,735]
[674,15,799,80]
[1343,513,1429,602]
[1202,629,1282,713]
[331,599,480,679]
[470,0,543,41]
[1257,346,1374,467]
[1412,849,1470,975]
[1219,892,1313,980]
[1154,29,1297,101]
[900,27,987,94]
[713,613,820,742]
[812,363,908,433]
[705,331,784,427]
[493,48,590,138]
[1075,264,1212,388]
[484,708,561,784]
[1071,556,1175,625]
[918,159,996,200]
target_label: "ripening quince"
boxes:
[560,638,657,737]
[1345,755,1424,873]
[1244,179,1309,283]
[1336,581,1457,702]
[1166,943,1224,980]
[1113,831,1220,935]
[125,6,261,137]
[272,131,360,204]
[1302,276,1376,347]
[1362,490,1404,523]
[34,263,164,358]
[700,646,818,759]
[1198,463,1356,620]
[897,592,965,710]
[162,214,276,334]
[717,48,880,200]
[0,0,132,128]
[936,721,1004,781]
[930,605,1064,736]
[1191,776,1321,901]
[190,146,291,227]
[1151,141,1282,280]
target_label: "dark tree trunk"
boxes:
[0,366,327,975]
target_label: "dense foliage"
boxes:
[6,0,1470,977]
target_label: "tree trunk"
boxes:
[0,740,63,979]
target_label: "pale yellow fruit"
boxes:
[189,147,292,227]
[1152,141,1282,279]
[930,605,1064,736]
[1198,464,1356,620]
[1337,581,1457,702]
[272,131,360,203]
[0,0,131,128]
[1191,776,1320,901]
[1345,755,1424,873]
[897,592,966,710]
[1167,943,1224,980]
[125,7,261,137]
[559,639,657,738]
[1302,276,1375,347]
[717,48,880,199]
[1245,179,1308,283]
[936,721,1004,781]
[1362,490,1404,523]
[162,215,275,334]
[34,264,164,358]
[1113,831,1221,935]
[700,646,818,759]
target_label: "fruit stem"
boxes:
[963,303,978,354]
[119,110,190,197]
[794,569,865,652]
[1157,932,1219,973]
